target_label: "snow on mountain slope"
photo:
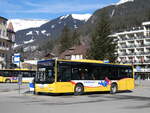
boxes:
[71,14,91,21]
[116,0,134,5]
[8,19,49,32]
[60,15,70,20]
[59,14,91,21]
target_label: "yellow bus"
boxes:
[34,59,134,95]
[0,69,36,83]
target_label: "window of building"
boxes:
[2,53,5,57]
[65,55,71,60]
[2,42,4,46]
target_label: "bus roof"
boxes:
[58,59,104,63]
[38,59,55,63]
[0,69,36,71]
[38,59,132,67]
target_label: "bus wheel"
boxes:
[74,84,84,96]
[110,83,118,94]
[5,79,11,83]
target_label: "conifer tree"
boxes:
[59,26,72,54]
[71,30,80,46]
[88,10,117,62]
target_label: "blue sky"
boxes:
[0,0,119,19]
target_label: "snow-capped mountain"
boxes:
[60,14,91,22]
[15,14,91,46]
[8,19,49,32]
[116,0,134,5]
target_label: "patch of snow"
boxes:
[41,30,46,34]
[24,39,34,44]
[26,31,32,35]
[142,22,150,26]
[60,15,69,20]
[116,0,134,5]
[51,25,55,29]
[23,47,30,52]
[74,25,78,29]
[111,9,115,17]
[46,33,51,36]
[13,43,21,48]
[24,46,37,52]
[36,31,39,35]
[8,19,49,32]
[71,14,91,21]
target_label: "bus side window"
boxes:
[0,71,2,76]
[98,67,106,80]
[89,67,97,80]
[118,67,128,79]
[31,72,36,77]
[72,68,80,80]
[59,66,71,82]
[127,67,132,78]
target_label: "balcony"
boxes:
[132,60,150,64]
[0,57,5,62]
[127,45,135,48]
[144,60,150,63]
[120,45,127,48]
[136,52,145,55]
[119,53,127,56]
[143,52,150,55]
[135,68,150,72]
[136,36,144,40]
[126,53,135,56]
[0,35,9,40]
[0,46,9,51]
[126,60,133,63]
[125,37,135,41]
[135,44,145,47]
[134,60,143,64]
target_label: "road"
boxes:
[0,81,150,113]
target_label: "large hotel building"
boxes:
[0,16,15,69]
[114,21,150,80]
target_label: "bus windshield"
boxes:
[35,60,55,84]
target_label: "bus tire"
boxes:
[5,79,11,83]
[110,83,118,94]
[74,84,84,96]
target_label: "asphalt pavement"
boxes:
[0,80,150,113]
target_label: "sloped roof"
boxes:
[0,16,8,21]
[59,45,88,59]
[7,22,14,31]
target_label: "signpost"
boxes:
[18,74,22,94]
[104,60,110,63]
[13,53,21,66]
[13,53,22,95]
[136,66,142,87]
